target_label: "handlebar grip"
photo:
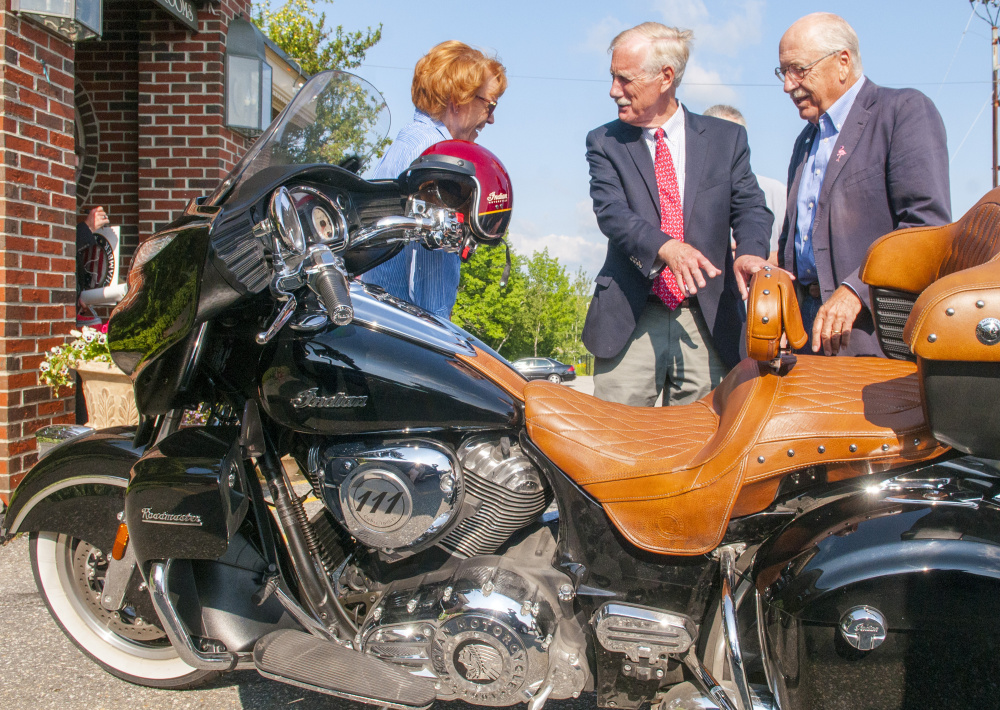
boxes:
[313,266,354,326]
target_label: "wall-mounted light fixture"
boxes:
[13,0,102,42]
[225,17,272,136]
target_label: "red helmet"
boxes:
[403,140,512,243]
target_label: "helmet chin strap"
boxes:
[499,238,511,288]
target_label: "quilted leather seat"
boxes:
[524,353,947,556]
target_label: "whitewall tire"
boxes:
[30,531,218,688]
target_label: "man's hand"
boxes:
[812,285,863,355]
[656,239,720,295]
[84,206,109,233]
[733,254,794,300]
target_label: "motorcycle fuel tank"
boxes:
[259,284,519,436]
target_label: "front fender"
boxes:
[753,457,1000,709]
[2,427,144,550]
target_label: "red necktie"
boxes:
[651,127,685,309]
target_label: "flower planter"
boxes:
[73,360,139,429]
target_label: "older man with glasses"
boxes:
[776,12,951,357]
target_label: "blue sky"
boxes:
[328,0,994,279]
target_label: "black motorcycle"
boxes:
[5,70,1000,710]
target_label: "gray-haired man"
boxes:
[583,22,773,406]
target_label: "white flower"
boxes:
[39,362,50,371]
[98,334,107,344]
[59,366,68,375]
[70,329,82,337]
[50,346,62,354]
[82,331,96,343]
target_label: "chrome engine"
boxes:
[311,434,551,560]
[357,529,587,706]
[309,435,582,705]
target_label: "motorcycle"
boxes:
[5,69,1000,710]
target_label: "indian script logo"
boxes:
[486,191,509,206]
[290,388,368,409]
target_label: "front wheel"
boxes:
[30,531,218,689]
[547,374,562,384]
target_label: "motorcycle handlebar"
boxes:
[305,248,353,326]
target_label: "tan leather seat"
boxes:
[524,355,947,556]
[861,188,1000,361]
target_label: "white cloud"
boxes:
[508,202,607,281]
[582,15,628,56]
[679,61,740,108]
[653,0,764,56]
[508,231,607,282]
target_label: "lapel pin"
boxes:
[835,146,847,162]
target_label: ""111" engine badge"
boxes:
[347,471,412,532]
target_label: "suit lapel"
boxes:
[622,124,658,213]
[817,81,875,207]
[812,80,875,289]
[683,110,708,229]
[783,124,816,267]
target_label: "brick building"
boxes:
[0,0,303,502]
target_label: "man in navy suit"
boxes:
[777,12,950,356]
[583,22,773,407]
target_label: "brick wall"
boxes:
[137,0,250,238]
[0,4,77,500]
[0,0,252,504]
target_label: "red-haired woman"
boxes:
[362,41,507,318]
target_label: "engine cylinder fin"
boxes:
[439,469,551,558]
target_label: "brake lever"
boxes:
[256,296,298,345]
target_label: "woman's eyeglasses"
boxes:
[475,95,498,118]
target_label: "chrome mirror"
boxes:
[270,186,306,255]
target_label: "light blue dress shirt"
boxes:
[361,109,461,318]
[794,77,866,285]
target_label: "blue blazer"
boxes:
[778,79,951,356]
[582,110,772,367]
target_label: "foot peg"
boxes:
[253,629,436,710]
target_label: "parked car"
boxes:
[512,357,576,383]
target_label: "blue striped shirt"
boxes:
[794,77,865,285]
[361,110,461,318]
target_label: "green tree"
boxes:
[520,249,574,358]
[557,267,592,371]
[452,245,526,355]
[253,1,389,167]
[252,0,382,76]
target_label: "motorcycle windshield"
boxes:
[207,70,391,206]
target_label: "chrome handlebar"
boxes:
[254,195,464,344]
